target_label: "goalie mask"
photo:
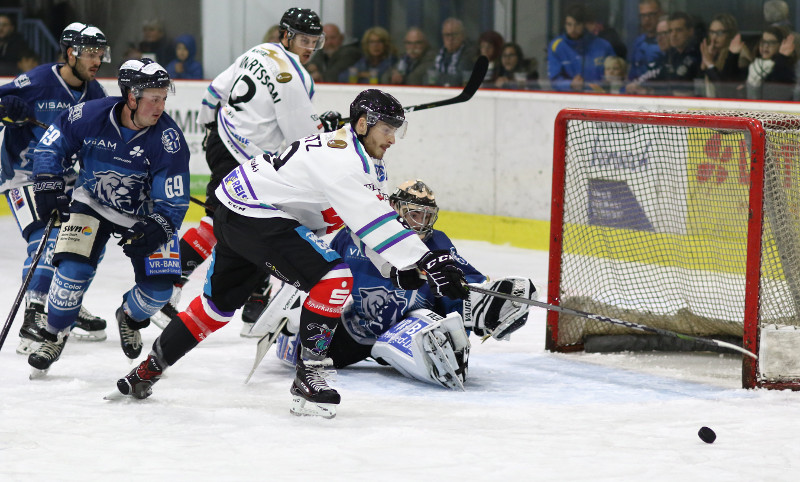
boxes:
[390,180,439,240]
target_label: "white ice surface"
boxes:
[1,217,799,481]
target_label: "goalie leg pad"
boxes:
[250,282,306,338]
[370,309,470,390]
[464,276,537,340]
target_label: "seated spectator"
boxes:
[383,27,435,85]
[306,23,361,82]
[119,43,143,67]
[585,8,627,59]
[339,26,396,84]
[428,17,479,87]
[478,30,504,83]
[139,19,174,65]
[494,42,538,89]
[587,56,627,93]
[262,24,280,43]
[166,34,203,79]
[698,13,752,99]
[0,14,30,76]
[16,49,40,74]
[628,0,664,79]
[747,26,796,100]
[547,4,616,92]
[626,11,701,96]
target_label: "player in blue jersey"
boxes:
[0,22,111,354]
[27,59,190,373]
[251,179,538,390]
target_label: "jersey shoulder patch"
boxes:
[326,128,349,149]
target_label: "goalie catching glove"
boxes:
[463,276,537,340]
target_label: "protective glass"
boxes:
[73,44,111,63]
[288,29,325,50]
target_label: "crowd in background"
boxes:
[4,0,800,101]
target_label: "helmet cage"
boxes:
[393,200,439,238]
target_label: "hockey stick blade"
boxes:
[339,55,488,123]
[244,318,289,384]
[467,285,758,360]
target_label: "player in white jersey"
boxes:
[115,89,469,419]
[165,7,341,330]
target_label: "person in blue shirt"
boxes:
[628,0,665,79]
[165,34,203,80]
[251,179,537,390]
[28,58,190,373]
[547,3,616,92]
[0,22,110,354]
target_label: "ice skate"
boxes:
[17,301,46,355]
[290,357,340,419]
[28,330,68,373]
[114,355,163,400]
[115,306,146,359]
[71,306,108,341]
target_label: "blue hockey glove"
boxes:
[0,95,34,127]
[118,213,173,258]
[417,250,469,299]
[319,110,342,132]
[33,176,70,223]
[390,266,426,291]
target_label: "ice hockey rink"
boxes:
[1,215,799,481]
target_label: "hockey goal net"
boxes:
[547,108,800,390]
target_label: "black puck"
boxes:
[698,426,716,444]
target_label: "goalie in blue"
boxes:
[249,179,538,389]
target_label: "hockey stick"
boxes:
[339,55,489,124]
[0,214,57,353]
[467,285,758,359]
[190,195,213,211]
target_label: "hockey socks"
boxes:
[178,216,216,278]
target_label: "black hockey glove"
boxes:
[319,110,342,132]
[417,250,469,299]
[118,213,173,258]
[33,176,70,223]
[390,266,426,290]
[0,95,33,127]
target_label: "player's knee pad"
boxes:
[124,281,174,321]
[371,310,471,390]
[464,276,537,340]
[179,295,235,342]
[47,260,95,331]
[251,282,306,338]
[303,264,353,319]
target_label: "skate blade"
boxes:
[290,395,337,419]
[29,367,49,379]
[103,390,128,401]
[70,328,107,342]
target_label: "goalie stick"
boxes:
[467,285,758,360]
[339,55,489,124]
[244,318,289,384]
[0,214,57,353]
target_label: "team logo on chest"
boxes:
[94,170,148,214]
[161,128,181,153]
[129,146,143,157]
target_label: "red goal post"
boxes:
[547,108,800,390]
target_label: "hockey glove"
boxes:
[118,213,173,258]
[389,266,426,290]
[417,250,469,299]
[0,95,33,127]
[319,110,342,132]
[33,176,70,223]
[464,277,537,340]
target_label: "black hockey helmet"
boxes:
[279,8,324,50]
[349,89,407,137]
[389,180,439,238]
[118,58,173,99]
[60,22,110,62]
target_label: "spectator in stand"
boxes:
[747,26,796,100]
[262,24,280,43]
[306,23,360,82]
[139,19,174,65]
[629,0,664,79]
[429,17,479,87]
[547,4,616,92]
[494,42,538,89]
[697,13,752,99]
[383,27,435,85]
[478,30,504,83]
[587,56,627,94]
[626,11,701,96]
[0,14,30,76]
[585,8,627,59]
[166,34,203,79]
[16,49,40,74]
[339,26,396,84]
